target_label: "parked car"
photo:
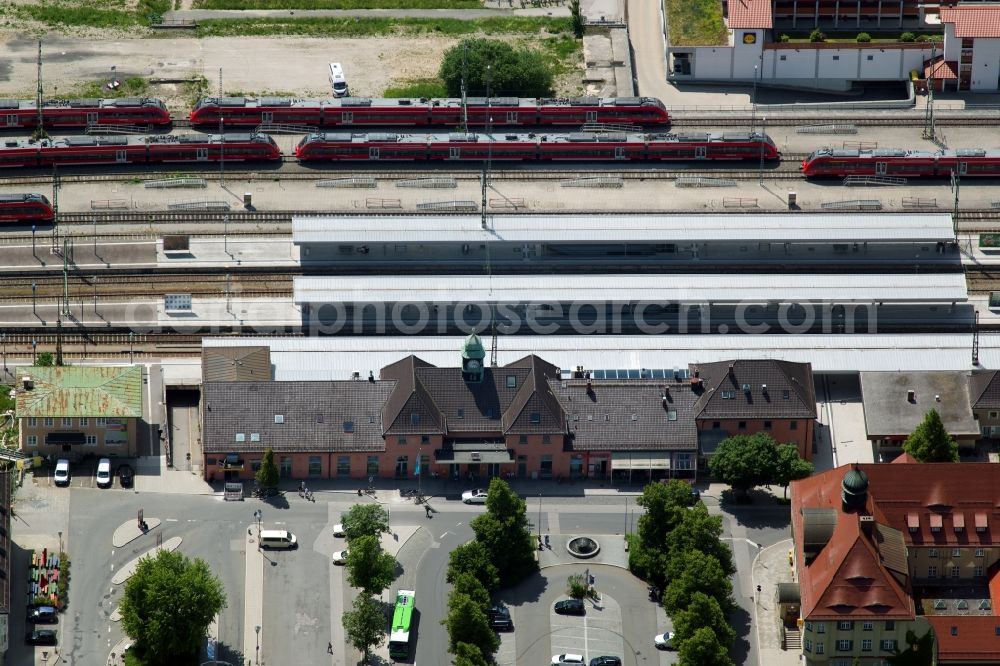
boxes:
[488,604,513,631]
[25,629,57,645]
[332,523,346,537]
[554,599,586,615]
[590,657,622,666]
[27,605,58,624]
[461,488,488,504]
[552,655,585,665]
[117,464,134,488]
[96,458,112,488]
[332,550,349,565]
[654,631,676,650]
[53,459,70,486]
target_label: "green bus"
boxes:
[388,589,415,660]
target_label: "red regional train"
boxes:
[295,131,779,162]
[190,95,670,128]
[0,133,280,168]
[0,194,54,223]
[0,98,171,130]
[801,147,1000,177]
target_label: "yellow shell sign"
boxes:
[743,32,757,44]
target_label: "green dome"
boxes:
[461,333,485,360]
[842,468,869,494]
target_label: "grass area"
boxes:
[666,0,727,47]
[194,15,572,37]
[384,78,449,97]
[538,34,582,77]
[193,0,482,8]
[70,77,151,99]
[14,0,171,28]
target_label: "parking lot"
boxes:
[38,458,136,490]
[550,595,625,663]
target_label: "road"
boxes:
[627,0,671,100]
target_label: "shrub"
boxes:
[809,29,825,42]
[57,552,70,609]
[567,573,588,598]
[779,33,790,42]
[900,31,916,42]
[857,32,871,42]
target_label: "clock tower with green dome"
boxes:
[461,332,486,383]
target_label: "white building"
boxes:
[667,0,1000,92]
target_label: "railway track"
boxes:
[0,272,295,300]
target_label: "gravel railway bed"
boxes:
[0,272,295,300]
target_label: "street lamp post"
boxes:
[2,333,6,379]
[750,64,758,133]
[255,624,261,665]
[253,509,262,549]
[32,339,37,364]
[129,331,134,364]
[538,492,542,545]
[32,282,37,315]
[32,224,36,258]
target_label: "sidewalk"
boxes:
[165,5,568,20]
[752,539,801,666]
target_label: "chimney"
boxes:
[368,370,375,382]
[21,375,32,391]
[586,379,593,393]
[907,390,915,403]
[761,383,768,393]
[935,394,941,402]
[728,363,735,376]
[352,371,360,381]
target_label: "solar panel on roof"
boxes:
[69,99,100,108]
[259,97,292,106]
[341,97,373,107]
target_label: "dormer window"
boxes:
[235,433,245,442]
[506,375,517,388]
[782,390,790,400]
[274,414,284,424]
[721,390,735,399]
[343,421,354,433]
[667,410,677,421]
[410,413,420,425]
[457,408,464,419]
[530,412,541,424]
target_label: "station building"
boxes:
[667,0,1000,92]
[199,334,815,483]
[789,460,1000,665]
[14,366,143,460]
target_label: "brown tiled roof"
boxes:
[202,380,393,453]
[927,615,1000,663]
[941,5,1000,38]
[550,379,698,451]
[380,356,445,435]
[727,0,773,29]
[380,355,565,436]
[202,346,271,382]
[690,360,816,420]
[970,370,1000,409]
[924,56,959,80]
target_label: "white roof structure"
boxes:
[202,333,997,380]
[292,214,956,244]
[293,273,967,304]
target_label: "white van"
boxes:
[329,63,349,97]
[259,529,298,549]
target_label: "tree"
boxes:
[447,541,499,592]
[664,503,735,576]
[470,478,537,585]
[708,432,782,499]
[773,443,814,498]
[672,592,736,649]
[439,38,554,98]
[903,409,959,463]
[35,352,54,367]
[445,591,500,657]
[345,535,396,596]
[453,642,490,666]
[255,447,279,495]
[569,0,585,38]
[341,503,390,541]
[451,572,490,610]
[629,480,692,586]
[663,550,734,615]
[120,550,226,665]
[341,593,387,663]
[678,626,735,666]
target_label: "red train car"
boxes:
[0,97,171,130]
[190,96,669,128]
[294,130,778,163]
[801,147,1000,177]
[0,133,280,168]
[0,194,54,223]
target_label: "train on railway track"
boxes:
[189,95,670,128]
[801,147,1000,177]
[0,194,54,223]
[0,133,280,167]
[0,97,171,129]
[295,130,781,162]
